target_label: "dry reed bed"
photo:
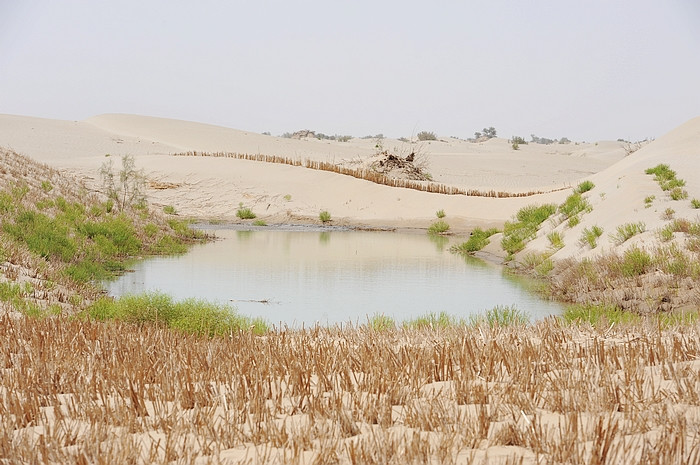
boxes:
[172,151,563,198]
[1,316,699,464]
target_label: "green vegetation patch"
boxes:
[403,311,460,330]
[547,231,564,250]
[610,222,646,245]
[469,305,529,327]
[580,225,604,249]
[236,203,256,219]
[574,180,595,194]
[85,292,268,336]
[563,303,639,325]
[559,192,592,222]
[428,220,450,235]
[452,227,499,254]
[3,210,77,261]
[501,204,556,255]
[646,164,688,200]
[319,210,332,223]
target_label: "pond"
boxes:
[106,227,564,327]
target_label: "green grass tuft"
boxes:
[574,180,595,194]
[453,227,499,253]
[547,231,564,250]
[559,192,592,221]
[470,305,529,327]
[435,209,446,219]
[236,203,256,220]
[163,205,177,215]
[428,220,450,235]
[610,222,646,245]
[501,204,556,254]
[580,225,603,249]
[403,311,459,329]
[319,210,332,223]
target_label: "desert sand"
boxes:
[0,113,630,236]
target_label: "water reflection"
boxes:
[106,228,563,327]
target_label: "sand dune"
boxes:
[525,116,700,260]
[0,113,630,235]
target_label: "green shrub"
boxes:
[163,205,177,215]
[428,220,450,235]
[547,231,564,250]
[610,222,646,245]
[40,180,53,193]
[645,164,675,182]
[567,215,580,228]
[236,203,256,220]
[435,209,446,219]
[644,195,655,208]
[319,211,332,223]
[662,208,675,220]
[151,235,188,255]
[517,203,557,225]
[144,223,158,237]
[79,216,142,257]
[3,210,77,261]
[646,164,688,200]
[403,311,459,329]
[559,192,592,220]
[563,303,638,325]
[658,224,674,242]
[574,180,595,194]
[417,131,437,141]
[470,305,529,327]
[252,219,267,226]
[501,204,557,254]
[580,225,603,249]
[618,246,653,277]
[510,136,527,146]
[691,199,700,209]
[453,227,499,253]
[670,187,688,200]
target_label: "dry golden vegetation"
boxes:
[172,151,567,198]
[1,316,699,464]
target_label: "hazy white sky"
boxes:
[1,1,698,141]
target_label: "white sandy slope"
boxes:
[523,116,700,260]
[0,113,627,236]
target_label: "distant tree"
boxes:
[530,134,555,145]
[417,131,437,141]
[482,127,497,139]
[558,137,571,144]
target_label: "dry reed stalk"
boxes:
[0,316,699,463]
